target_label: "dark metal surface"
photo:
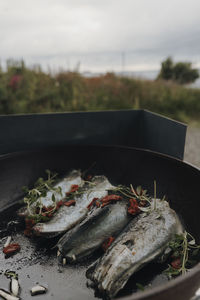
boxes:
[0,110,186,159]
[0,145,199,300]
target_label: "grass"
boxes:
[0,60,200,124]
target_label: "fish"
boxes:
[17,169,83,217]
[33,175,114,236]
[86,199,183,299]
[56,201,131,263]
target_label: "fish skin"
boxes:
[87,199,183,298]
[33,176,114,236]
[57,201,131,262]
[18,169,83,217]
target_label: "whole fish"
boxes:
[33,176,114,236]
[57,201,131,263]
[86,199,183,299]
[18,169,83,217]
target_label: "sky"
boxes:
[0,0,200,73]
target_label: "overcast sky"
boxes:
[0,0,200,73]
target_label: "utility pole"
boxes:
[121,52,125,75]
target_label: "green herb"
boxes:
[23,169,61,218]
[22,171,94,224]
[164,231,200,278]
[110,183,164,216]
[136,283,145,291]
[110,184,151,204]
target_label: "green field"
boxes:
[1,61,200,124]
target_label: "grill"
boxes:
[0,110,199,300]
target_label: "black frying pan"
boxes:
[0,145,200,300]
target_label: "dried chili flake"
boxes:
[95,201,101,207]
[101,202,109,208]
[64,200,76,207]
[47,213,53,218]
[46,206,54,212]
[25,218,36,228]
[171,257,181,269]
[101,195,122,204]
[128,198,140,215]
[41,206,54,217]
[86,174,92,181]
[102,237,115,251]
[56,200,64,209]
[3,243,20,256]
[87,198,99,210]
[24,219,35,236]
[66,184,79,195]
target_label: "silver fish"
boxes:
[56,201,131,262]
[87,199,183,298]
[33,176,114,236]
[18,169,83,217]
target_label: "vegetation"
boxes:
[157,57,199,84]
[0,59,200,124]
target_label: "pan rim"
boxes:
[117,262,200,300]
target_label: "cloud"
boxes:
[0,0,200,71]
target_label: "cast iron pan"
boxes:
[0,145,200,300]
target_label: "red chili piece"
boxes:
[102,237,115,251]
[86,174,92,181]
[64,199,76,207]
[24,218,36,236]
[101,202,110,208]
[101,195,122,202]
[128,198,140,215]
[95,201,101,207]
[87,198,99,210]
[3,243,21,255]
[66,184,79,196]
[41,206,54,216]
[101,195,122,207]
[56,200,64,209]
[171,257,181,269]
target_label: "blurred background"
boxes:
[0,0,200,163]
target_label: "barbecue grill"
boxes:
[0,110,199,300]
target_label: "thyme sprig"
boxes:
[23,171,94,224]
[110,184,150,203]
[23,170,61,217]
[164,231,200,278]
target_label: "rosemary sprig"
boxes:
[164,231,200,278]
